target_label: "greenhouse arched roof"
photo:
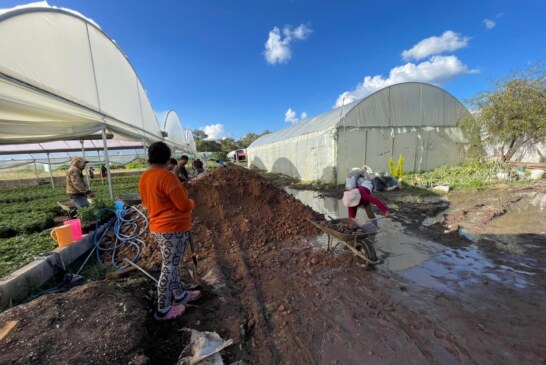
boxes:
[158,110,197,155]
[250,82,470,148]
[0,3,168,146]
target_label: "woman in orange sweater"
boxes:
[139,142,201,320]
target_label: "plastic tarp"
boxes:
[247,82,471,184]
[0,4,180,147]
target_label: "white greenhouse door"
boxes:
[310,146,332,182]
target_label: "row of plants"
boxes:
[0,175,141,278]
[0,176,140,238]
[0,233,57,279]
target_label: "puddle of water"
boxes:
[399,245,535,293]
[286,188,444,271]
[286,187,541,293]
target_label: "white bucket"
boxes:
[496,172,509,181]
[530,169,545,180]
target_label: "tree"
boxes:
[471,66,545,162]
[239,130,271,148]
[192,129,208,141]
[459,114,486,162]
[192,129,222,153]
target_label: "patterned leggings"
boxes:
[153,231,190,313]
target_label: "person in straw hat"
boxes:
[342,180,390,226]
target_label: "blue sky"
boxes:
[2,0,545,140]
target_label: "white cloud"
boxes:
[264,24,312,65]
[402,31,469,61]
[285,108,298,123]
[284,108,308,124]
[335,55,477,107]
[483,19,496,30]
[200,124,232,140]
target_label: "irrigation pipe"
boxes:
[94,205,149,270]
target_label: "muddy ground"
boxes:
[0,167,545,364]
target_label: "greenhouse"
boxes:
[247,82,471,185]
[0,4,195,196]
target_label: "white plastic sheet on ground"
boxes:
[178,329,234,365]
[248,82,471,184]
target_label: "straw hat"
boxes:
[342,189,361,207]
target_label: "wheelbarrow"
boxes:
[308,218,380,269]
[117,193,142,206]
[57,200,77,219]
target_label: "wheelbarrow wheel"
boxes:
[354,240,377,270]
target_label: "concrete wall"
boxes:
[0,223,109,307]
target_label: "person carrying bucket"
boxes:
[342,180,390,226]
[138,141,201,321]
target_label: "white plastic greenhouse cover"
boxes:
[158,110,197,155]
[0,150,145,170]
[0,3,174,146]
[0,139,143,155]
[250,83,469,147]
[248,83,471,184]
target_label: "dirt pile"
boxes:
[0,281,150,365]
[189,167,322,243]
[102,166,324,270]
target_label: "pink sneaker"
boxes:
[154,304,186,321]
[175,290,202,305]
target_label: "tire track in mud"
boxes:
[234,239,281,364]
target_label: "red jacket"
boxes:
[348,186,388,218]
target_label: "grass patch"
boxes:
[404,162,536,191]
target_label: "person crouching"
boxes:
[138,141,201,320]
[342,181,390,226]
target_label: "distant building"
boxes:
[227,149,247,163]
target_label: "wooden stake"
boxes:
[0,321,17,342]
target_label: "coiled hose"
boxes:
[93,205,149,270]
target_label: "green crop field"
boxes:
[0,175,140,278]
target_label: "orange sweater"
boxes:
[138,168,195,233]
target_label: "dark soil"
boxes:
[1,167,544,364]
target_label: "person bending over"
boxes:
[342,181,390,226]
[138,142,201,320]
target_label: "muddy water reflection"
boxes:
[286,188,444,271]
[286,188,541,292]
[399,245,535,293]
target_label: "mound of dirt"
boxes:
[103,166,323,270]
[189,166,322,245]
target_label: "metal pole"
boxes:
[96,150,104,185]
[33,160,39,183]
[102,128,114,200]
[46,153,55,189]
[141,141,147,169]
[80,140,91,188]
